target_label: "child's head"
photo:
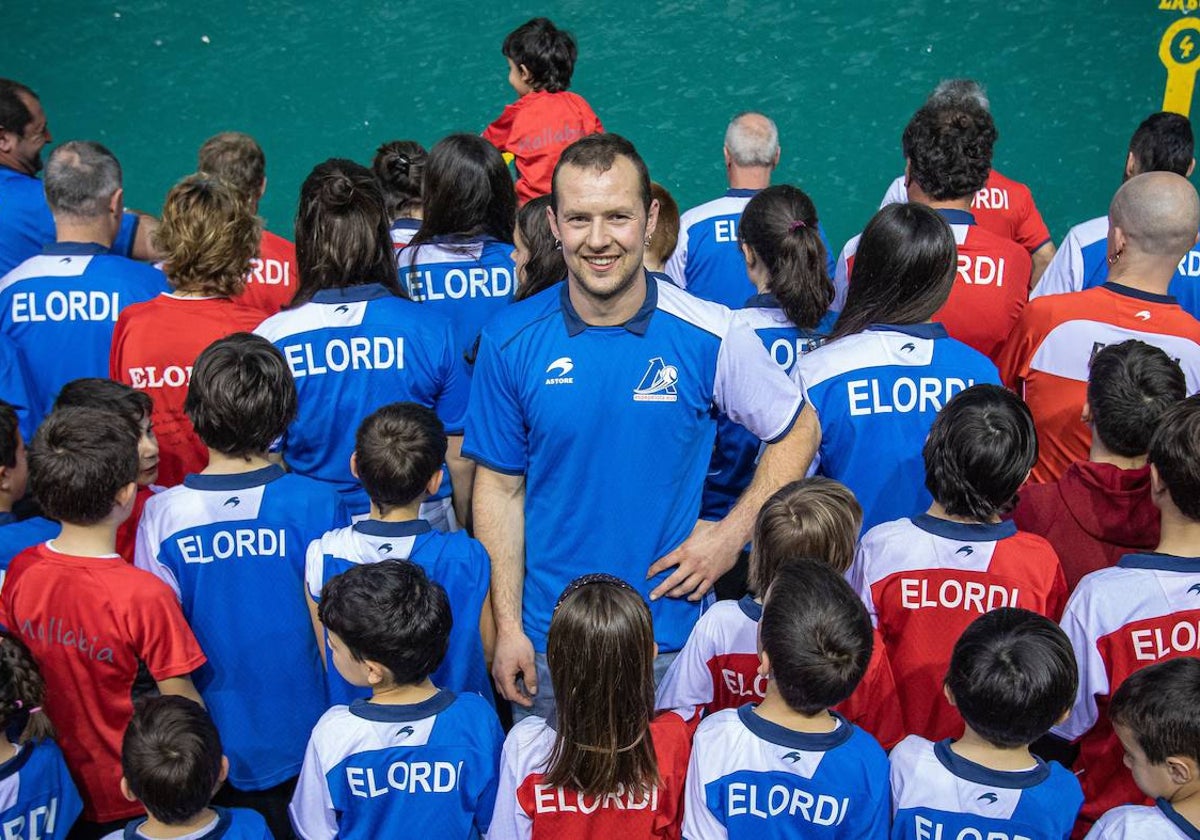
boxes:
[644,182,679,273]
[53,378,157,487]
[944,608,1077,749]
[0,400,28,507]
[749,477,862,596]
[415,134,516,245]
[0,630,53,742]
[502,18,577,95]
[121,696,226,826]
[319,560,451,690]
[155,173,260,297]
[760,558,873,716]
[1088,340,1185,459]
[512,195,565,302]
[184,333,297,460]
[924,384,1037,521]
[352,403,446,514]
[545,574,658,797]
[29,406,137,526]
[372,140,427,222]
[1110,658,1200,800]
[1148,394,1200,522]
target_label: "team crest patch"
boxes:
[634,357,679,402]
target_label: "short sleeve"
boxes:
[879,176,908,209]
[664,223,690,288]
[112,211,139,258]
[655,616,718,718]
[0,335,37,442]
[995,303,1042,393]
[133,507,182,600]
[1012,190,1053,254]
[462,331,528,474]
[125,573,206,680]
[1034,229,1085,299]
[483,103,519,151]
[1052,584,1107,742]
[304,537,327,601]
[714,314,804,443]
[681,739,728,840]
[289,731,337,840]
[436,321,471,434]
[487,730,533,840]
[471,710,506,835]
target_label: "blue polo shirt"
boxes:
[0,333,35,444]
[464,275,804,652]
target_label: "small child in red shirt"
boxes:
[483,17,603,204]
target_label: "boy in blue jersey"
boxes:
[683,558,890,839]
[135,333,348,840]
[0,399,57,578]
[890,608,1083,840]
[305,403,491,703]
[106,696,272,840]
[291,561,503,840]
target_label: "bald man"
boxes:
[998,171,1200,482]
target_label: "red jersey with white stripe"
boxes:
[1051,553,1200,838]
[852,514,1067,742]
[488,712,691,840]
[234,229,298,316]
[996,283,1200,483]
[654,595,904,749]
[110,294,264,486]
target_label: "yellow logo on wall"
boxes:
[1161,18,1200,115]
[1160,0,1199,11]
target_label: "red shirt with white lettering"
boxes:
[110,294,264,486]
[972,170,1053,255]
[234,229,298,316]
[0,542,206,822]
[851,514,1067,742]
[1051,553,1200,838]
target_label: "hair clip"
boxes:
[553,572,637,614]
[788,220,808,232]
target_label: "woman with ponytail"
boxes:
[372,140,427,251]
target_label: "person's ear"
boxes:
[943,683,958,708]
[1150,463,1165,498]
[740,242,757,271]
[216,755,230,789]
[116,481,137,509]
[365,659,389,686]
[546,203,561,243]
[425,468,444,497]
[1081,401,1093,426]
[0,463,11,495]
[0,127,14,155]
[1166,754,1197,785]
[1125,151,1138,178]
[724,146,733,169]
[644,198,660,240]
[119,777,138,803]
[772,147,781,168]
[518,64,534,85]
[109,187,124,219]
[349,451,360,480]
[757,649,771,678]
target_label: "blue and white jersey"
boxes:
[890,735,1082,840]
[0,242,166,425]
[0,739,82,840]
[703,294,833,520]
[102,806,272,840]
[289,691,504,840]
[254,284,470,516]
[304,519,491,702]
[665,190,836,310]
[1085,800,1200,840]
[135,465,348,790]
[682,705,890,839]
[464,276,805,652]
[0,513,59,590]
[792,323,1000,533]
[396,236,516,364]
[1035,215,1200,319]
[0,333,36,444]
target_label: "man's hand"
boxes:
[491,626,537,707]
[647,519,741,602]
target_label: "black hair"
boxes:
[29,407,137,525]
[830,203,956,340]
[0,80,36,136]
[319,560,451,686]
[354,403,447,513]
[1148,394,1200,520]
[513,195,566,301]
[53,378,151,433]
[0,400,17,468]
[1129,112,1194,176]
[122,696,223,825]
[902,102,996,200]
[740,185,833,330]
[372,140,427,221]
[0,630,53,742]
[552,133,652,213]
[760,559,873,715]
[923,384,1037,520]
[946,608,1078,749]
[1110,658,1200,765]
[1088,340,1186,458]
[408,134,515,249]
[502,18,578,93]
[185,333,297,458]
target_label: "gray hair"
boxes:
[927,79,990,112]
[725,112,779,168]
[44,141,122,218]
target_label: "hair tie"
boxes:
[573,729,647,754]
[788,220,808,232]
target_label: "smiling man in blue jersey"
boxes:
[465,133,821,717]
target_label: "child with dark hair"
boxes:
[890,608,1083,840]
[291,560,503,839]
[491,574,691,839]
[683,559,890,838]
[53,378,158,562]
[852,384,1067,743]
[373,139,427,248]
[0,399,57,574]
[484,17,604,203]
[1088,658,1200,838]
[511,195,565,301]
[0,407,205,833]
[0,630,82,839]
[106,696,270,840]
[644,182,679,273]
[135,333,346,840]
[1013,340,1186,590]
[304,402,491,703]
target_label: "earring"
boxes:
[644,235,653,247]
[554,240,562,250]
[1107,250,1122,266]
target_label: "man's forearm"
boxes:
[446,435,476,531]
[473,468,527,631]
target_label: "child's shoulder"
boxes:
[1088,801,1188,840]
[218,804,272,838]
[889,733,936,768]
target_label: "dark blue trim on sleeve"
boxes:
[866,322,949,340]
[0,742,32,782]
[737,595,763,621]
[1118,552,1200,572]
[182,465,284,491]
[764,398,805,445]
[1029,237,1053,254]
[1101,283,1177,305]
[935,208,977,226]
[353,519,432,538]
[350,689,457,722]
[911,513,1017,542]
[460,448,526,477]
[737,704,852,751]
[934,739,1049,788]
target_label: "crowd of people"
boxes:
[0,14,1199,840]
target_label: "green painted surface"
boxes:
[3,1,1182,251]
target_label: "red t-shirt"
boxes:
[234,229,298,316]
[110,294,264,487]
[483,90,604,204]
[0,542,206,821]
[972,170,1053,255]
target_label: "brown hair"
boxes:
[197,132,265,203]
[155,174,261,297]
[0,630,54,741]
[645,182,679,271]
[749,477,862,595]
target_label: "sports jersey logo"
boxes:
[544,357,574,385]
[334,304,350,314]
[1135,310,1152,321]
[378,543,394,555]
[956,546,974,556]
[781,751,803,763]
[900,342,916,353]
[633,357,679,402]
[59,256,72,263]
[395,725,414,739]
[977,792,998,804]
[1189,583,1200,595]
[223,496,240,508]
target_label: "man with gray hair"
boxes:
[665,111,834,308]
[0,140,166,428]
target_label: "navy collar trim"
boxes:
[349,689,456,722]
[125,808,231,840]
[390,219,421,230]
[0,743,31,783]
[1118,552,1200,572]
[934,739,1049,788]
[1158,798,1200,839]
[737,595,763,621]
[865,322,948,339]
[912,513,1016,542]
[352,519,432,538]
[725,188,760,198]
[429,234,500,246]
[0,513,13,527]
[737,704,852,750]
[1101,282,1177,305]
[41,241,110,256]
[182,465,284,491]
[560,275,657,336]
[312,283,395,304]
[935,208,977,226]
[745,292,781,309]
